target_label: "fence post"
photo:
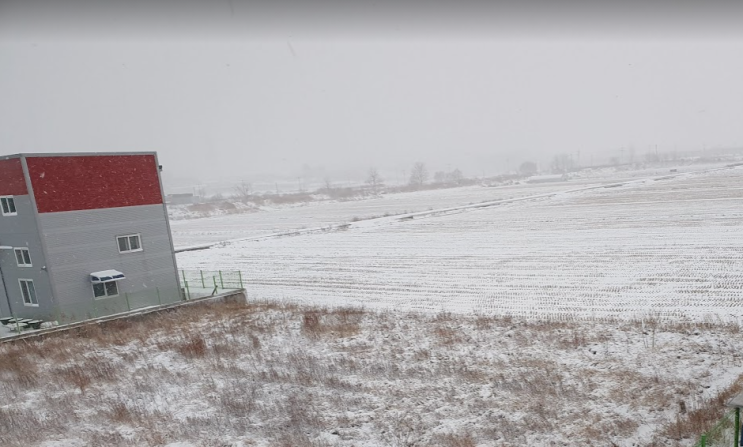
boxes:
[184,279,191,299]
[736,408,740,447]
[701,433,706,447]
[238,270,243,288]
[125,292,131,311]
[219,270,224,289]
[213,276,218,294]
[200,270,205,288]
[156,287,162,306]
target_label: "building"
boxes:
[0,152,181,323]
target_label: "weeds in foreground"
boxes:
[0,301,740,446]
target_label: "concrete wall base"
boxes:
[1,288,248,344]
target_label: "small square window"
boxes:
[1,196,17,216]
[93,281,119,299]
[117,234,142,253]
[19,279,38,306]
[14,248,32,267]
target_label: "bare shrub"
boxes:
[433,433,477,447]
[302,310,322,336]
[106,400,138,424]
[176,335,208,358]
[218,381,258,418]
[0,348,39,388]
[433,325,462,345]
[660,377,743,441]
[302,308,363,338]
[61,365,92,394]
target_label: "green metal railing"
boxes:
[695,409,738,447]
[179,270,244,300]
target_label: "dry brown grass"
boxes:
[432,434,477,447]
[301,307,364,338]
[659,377,743,442]
[176,335,208,358]
[0,300,741,446]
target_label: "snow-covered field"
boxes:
[177,165,743,322]
[169,182,586,247]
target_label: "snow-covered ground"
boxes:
[168,182,585,247]
[176,165,743,322]
[2,301,742,446]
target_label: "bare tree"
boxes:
[233,181,252,203]
[366,168,383,194]
[409,162,428,188]
[447,168,464,184]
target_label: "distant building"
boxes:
[526,174,568,184]
[0,152,181,323]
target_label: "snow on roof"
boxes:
[90,270,126,283]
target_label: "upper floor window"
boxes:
[19,279,38,306]
[117,234,142,253]
[14,248,32,267]
[1,196,17,216]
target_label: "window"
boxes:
[1,196,17,216]
[93,281,119,298]
[117,234,142,253]
[14,248,32,267]
[90,270,124,299]
[19,279,38,306]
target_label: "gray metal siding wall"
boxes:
[38,204,181,320]
[0,195,54,319]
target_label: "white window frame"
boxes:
[14,248,32,267]
[92,281,120,299]
[18,279,38,306]
[1,196,17,216]
[117,234,143,253]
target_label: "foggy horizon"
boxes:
[2,1,743,190]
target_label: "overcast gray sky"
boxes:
[2,1,743,187]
